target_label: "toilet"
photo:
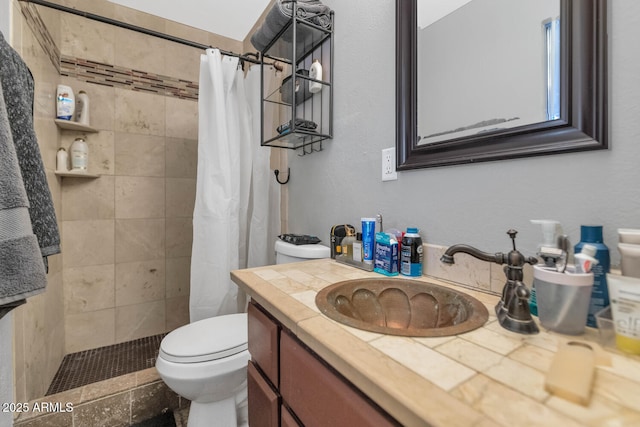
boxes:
[156,239,330,427]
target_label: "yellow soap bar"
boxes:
[544,342,596,406]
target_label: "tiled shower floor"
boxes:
[46,333,166,395]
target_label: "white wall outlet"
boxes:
[382,147,398,181]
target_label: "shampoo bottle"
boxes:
[56,84,75,120]
[575,225,610,328]
[70,137,88,172]
[76,90,90,125]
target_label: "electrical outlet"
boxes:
[381,147,398,181]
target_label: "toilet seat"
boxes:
[159,313,248,363]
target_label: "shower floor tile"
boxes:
[46,333,166,395]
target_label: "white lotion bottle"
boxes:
[76,90,90,126]
[56,147,68,172]
[70,137,88,172]
[309,59,323,93]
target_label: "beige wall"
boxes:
[11,0,243,402]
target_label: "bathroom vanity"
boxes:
[232,259,640,426]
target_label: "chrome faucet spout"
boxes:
[440,230,539,335]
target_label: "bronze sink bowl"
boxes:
[315,278,489,337]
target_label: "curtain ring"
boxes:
[274,168,290,185]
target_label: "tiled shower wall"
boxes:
[12,0,243,402]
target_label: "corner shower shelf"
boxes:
[55,170,100,178]
[54,119,98,133]
[259,6,333,154]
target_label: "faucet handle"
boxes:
[507,229,518,250]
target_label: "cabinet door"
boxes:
[281,405,302,427]
[280,332,400,427]
[248,361,280,427]
[248,302,279,386]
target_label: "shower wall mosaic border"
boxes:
[60,56,199,100]
[19,2,199,101]
[19,2,61,73]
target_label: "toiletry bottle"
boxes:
[55,147,68,172]
[309,59,323,93]
[574,244,599,273]
[361,218,376,264]
[530,219,561,316]
[401,228,423,277]
[70,137,88,171]
[75,90,90,125]
[352,233,363,262]
[340,228,356,258]
[575,225,610,328]
[56,84,75,120]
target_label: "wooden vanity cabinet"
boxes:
[247,302,400,427]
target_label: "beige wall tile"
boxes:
[115,300,165,343]
[166,178,196,218]
[115,260,166,307]
[166,257,191,298]
[165,138,197,178]
[115,89,165,136]
[65,309,116,353]
[61,175,115,220]
[115,176,165,219]
[115,218,165,263]
[113,5,165,33]
[165,296,190,331]
[425,244,492,291]
[114,133,165,177]
[165,218,192,258]
[165,97,197,139]
[164,43,202,83]
[64,264,115,314]
[60,13,115,64]
[114,27,166,73]
[62,219,115,268]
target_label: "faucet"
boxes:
[441,229,539,335]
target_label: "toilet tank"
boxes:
[275,240,330,264]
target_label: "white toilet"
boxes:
[156,239,330,427]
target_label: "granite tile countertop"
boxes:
[231,259,640,427]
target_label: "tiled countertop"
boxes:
[231,258,640,427]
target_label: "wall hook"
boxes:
[274,168,290,185]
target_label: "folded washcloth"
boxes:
[251,0,333,52]
[277,118,318,134]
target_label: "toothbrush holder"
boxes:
[534,265,593,335]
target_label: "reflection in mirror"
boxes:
[396,0,608,170]
[417,0,560,145]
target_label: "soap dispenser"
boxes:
[340,228,356,258]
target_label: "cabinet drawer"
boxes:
[281,405,302,427]
[280,332,399,427]
[248,361,280,427]
[248,302,279,386]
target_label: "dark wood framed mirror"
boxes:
[396,0,608,170]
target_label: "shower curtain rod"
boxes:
[19,0,265,66]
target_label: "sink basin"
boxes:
[315,278,489,337]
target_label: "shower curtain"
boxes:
[190,49,280,322]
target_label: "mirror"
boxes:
[396,0,608,170]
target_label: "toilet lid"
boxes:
[159,313,248,363]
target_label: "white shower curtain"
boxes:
[190,49,280,322]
